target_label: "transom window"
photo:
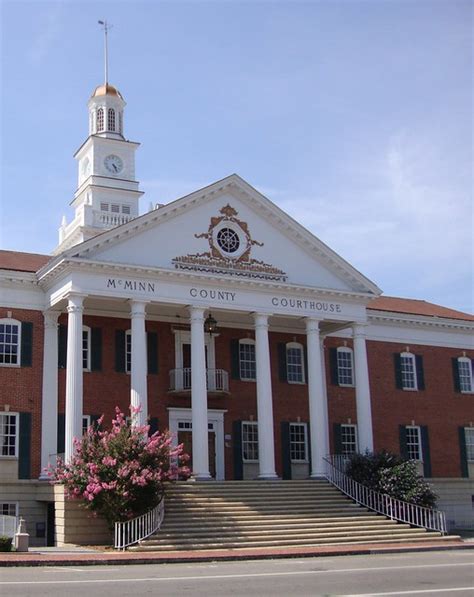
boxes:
[406,426,422,461]
[458,358,473,393]
[0,319,20,366]
[239,339,256,381]
[108,108,116,131]
[290,423,308,462]
[242,422,258,462]
[465,428,474,461]
[125,330,132,374]
[0,413,18,457]
[341,424,358,456]
[217,227,240,254]
[337,347,354,386]
[401,352,417,390]
[287,343,305,384]
[97,107,104,132]
[82,326,91,371]
[1,502,18,517]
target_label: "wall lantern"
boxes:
[204,313,218,336]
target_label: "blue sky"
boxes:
[0,0,472,313]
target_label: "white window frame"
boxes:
[289,422,308,463]
[82,326,91,372]
[458,357,473,393]
[341,424,358,456]
[406,425,423,461]
[1,502,18,517]
[82,415,91,435]
[337,347,354,387]
[465,428,474,462]
[125,329,132,374]
[286,342,305,384]
[0,412,19,458]
[401,352,418,391]
[0,318,21,368]
[242,421,259,462]
[239,339,256,381]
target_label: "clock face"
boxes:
[104,154,124,174]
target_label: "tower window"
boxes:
[100,203,109,212]
[97,108,104,132]
[111,204,120,213]
[122,205,131,215]
[108,109,116,131]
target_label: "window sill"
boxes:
[0,363,20,368]
[288,381,306,385]
[290,460,309,464]
[338,383,355,388]
[402,387,418,392]
[0,456,18,460]
[240,378,256,383]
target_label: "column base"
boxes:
[257,473,279,480]
[191,473,213,482]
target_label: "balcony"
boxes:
[169,368,229,395]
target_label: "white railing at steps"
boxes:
[0,515,18,538]
[323,455,447,535]
[114,498,164,550]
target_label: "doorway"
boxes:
[177,421,217,479]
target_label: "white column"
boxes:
[65,295,84,464]
[254,313,277,479]
[189,306,211,480]
[306,318,329,477]
[130,300,148,427]
[40,311,60,478]
[353,323,374,452]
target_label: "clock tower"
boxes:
[54,82,143,254]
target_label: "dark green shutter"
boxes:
[416,355,425,390]
[18,412,32,479]
[458,427,469,478]
[394,354,403,389]
[421,426,431,477]
[329,348,339,385]
[115,330,126,373]
[333,423,343,455]
[233,420,243,480]
[57,414,65,454]
[149,417,159,436]
[20,322,33,367]
[58,324,67,369]
[452,358,461,392]
[230,340,240,380]
[278,343,287,382]
[91,328,102,371]
[303,346,308,383]
[399,425,409,459]
[147,332,159,374]
[281,422,292,479]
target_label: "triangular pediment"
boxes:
[59,174,380,295]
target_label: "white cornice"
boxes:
[368,309,474,332]
[0,270,40,288]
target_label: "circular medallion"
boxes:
[217,227,240,254]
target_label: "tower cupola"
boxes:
[88,82,125,140]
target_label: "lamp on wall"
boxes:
[204,313,218,336]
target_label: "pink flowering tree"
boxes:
[51,408,190,529]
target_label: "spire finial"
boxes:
[98,20,113,85]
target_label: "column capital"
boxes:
[188,305,205,322]
[352,322,369,338]
[43,310,60,328]
[305,317,323,333]
[66,294,85,314]
[253,312,271,329]
[129,299,148,318]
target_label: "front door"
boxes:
[177,422,216,479]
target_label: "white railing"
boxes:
[114,498,164,550]
[0,515,18,538]
[93,211,134,228]
[323,455,447,534]
[169,368,229,393]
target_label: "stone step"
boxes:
[165,505,364,516]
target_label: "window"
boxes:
[458,358,473,393]
[82,415,91,435]
[337,347,354,386]
[465,428,474,462]
[108,108,115,131]
[217,227,240,254]
[1,502,18,517]
[287,343,305,383]
[82,326,91,371]
[122,205,131,215]
[0,413,18,457]
[100,202,109,212]
[111,204,120,213]
[0,319,21,366]
[401,352,417,390]
[239,339,256,381]
[406,426,422,461]
[97,107,104,132]
[125,330,132,374]
[290,423,308,462]
[341,424,358,456]
[242,422,258,462]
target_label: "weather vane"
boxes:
[98,20,113,85]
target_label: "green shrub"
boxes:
[0,536,13,552]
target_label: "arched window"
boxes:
[337,347,354,386]
[400,351,417,390]
[108,108,115,131]
[97,107,104,132]
[0,318,21,366]
[457,357,473,393]
[286,342,305,383]
[239,339,256,381]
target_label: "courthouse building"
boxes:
[1,80,473,545]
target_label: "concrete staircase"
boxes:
[130,480,454,552]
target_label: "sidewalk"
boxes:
[1,537,473,567]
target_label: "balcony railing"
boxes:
[93,210,134,228]
[169,368,229,393]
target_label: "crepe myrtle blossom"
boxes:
[49,407,190,529]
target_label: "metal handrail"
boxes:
[114,498,165,550]
[168,368,229,392]
[323,455,447,534]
